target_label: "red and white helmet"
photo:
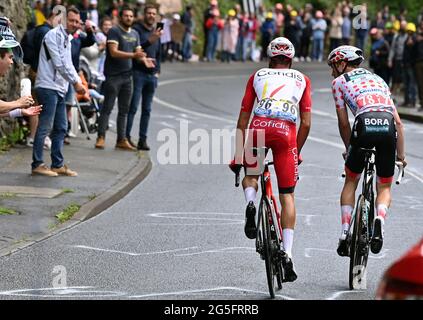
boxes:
[327,45,364,66]
[267,37,295,59]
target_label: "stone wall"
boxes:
[0,0,29,101]
[0,0,29,139]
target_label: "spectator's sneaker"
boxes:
[51,165,78,177]
[371,216,384,254]
[44,136,52,150]
[32,165,59,177]
[116,139,137,151]
[26,138,34,147]
[95,136,105,149]
[282,255,298,283]
[137,139,150,151]
[127,137,137,148]
[244,201,257,239]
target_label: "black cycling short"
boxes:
[345,111,397,183]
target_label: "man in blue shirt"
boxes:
[126,4,161,151]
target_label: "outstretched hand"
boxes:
[22,105,42,117]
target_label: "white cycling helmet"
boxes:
[267,37,295,59]
[0,17,23,62]
[327,45,364,66]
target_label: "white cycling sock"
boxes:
[244,187,257,204]
[341,205,353,239]
[282,229,294,257]
[376,204,388,221]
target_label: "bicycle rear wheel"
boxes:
[258,198,275,298]
[349,195,369,290]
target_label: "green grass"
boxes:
[0,192,17,198]
[0,207,18,215]
[61,188,75,194]
[55,203,81,224]
[88,194,97,201]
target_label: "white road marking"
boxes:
[158,121,177,129]
[0,286,125,298]
[148,212,243,223]
[72,245,198,256]
[325,290,366,300]
[127,286,295,300]
[176,247,255,257]
[305,247,389,259]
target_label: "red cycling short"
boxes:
[244,116,298,194]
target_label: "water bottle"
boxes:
[20,78,31,97]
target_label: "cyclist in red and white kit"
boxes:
[230,37,312,282]
[327,45,407,257]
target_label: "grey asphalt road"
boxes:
[0,62,422,300]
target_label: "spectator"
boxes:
[78,0,90,23]
[170,14,185,62]
[25,11,56,148]
[181,4,195,62]
[299,12,313,61]
[95,6,149,151]
[126,4,161,151]
[32,8,86,177]
[203,0,219,61]
[369,28,390,83]
[160,14,172,62]
[414,20,423,110]
[205,9,223,62]
[403,23,417,108]
[105,0,121,25]
[311,10,327,62]
[0,17,41,119]
[64,10,96,143]
[354,3,369,50]
[384,22,396,46]
[341,6,351,45]
[134,0,145,21]
[388,20,408,102]
[88,0,100,27]
[221,9,239,63]
[234,4,244,62]
[96,16,113,80]
[33,1,47,27]
[274,3,284,37]
[329,7,343,51]
[243,13,258,62]
[260,12,276,60]
[371,11,386,29]
[284,10,302,61]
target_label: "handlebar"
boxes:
[395,161,404,185]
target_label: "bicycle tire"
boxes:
[259,198,275,298]
[349,195,369,290]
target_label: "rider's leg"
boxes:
[242,175,259,203]
[279,192,295,257]
[375,181,392,220]
[242,175,259,239]
[340,173,360,239]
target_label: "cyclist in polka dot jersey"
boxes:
[328,45,406,257]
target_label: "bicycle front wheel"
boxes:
[258,198,275,298]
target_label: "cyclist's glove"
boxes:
[229,159,242,174]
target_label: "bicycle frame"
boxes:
[260,162,283,243]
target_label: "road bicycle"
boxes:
[232,147,287,299]
[345,148,404,290]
